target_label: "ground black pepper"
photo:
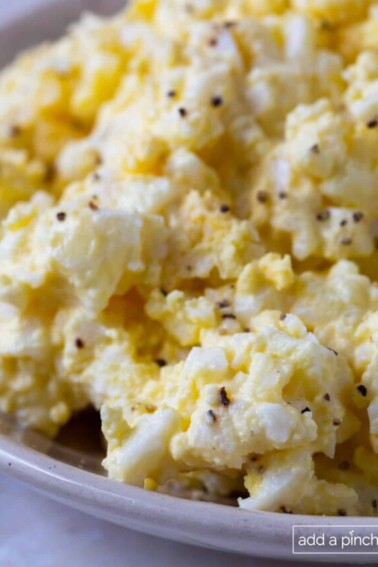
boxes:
[88,200,99,211]
[217,300,230,309]
[219,387,231,406]
[256,191,268,203]
[353,211,364,223]
[357,384,367,397]
[316,210,330,221]
[206,409,217,424]
[327,347,338,356]
[367,118,378,129]
[211,95,223,107]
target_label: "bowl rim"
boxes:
[1,427,377,563]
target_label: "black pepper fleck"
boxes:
[167,90,177,98]
[316,210,330,221]
[301,407,311,414]
[280,313,287,321]
[340,219,348,227]
[211,95,223,107]
[278,192,288,200]
[209,38,218,47]
[357,384,368,397]
[367,118,378,129]
[327,347,338,356]
[56,211,66,221]
[324,393,331,401]
[222,313,236,320]
[219,386,231,407]
[353,211,364,223]
[178,107,187,118]
[224,21,237,28]
[333,418,341,426]
[75,338,85,349]
[88,200,99,211]
[160,288,168,297]
[217,300,230,309]
[206,409,217,424]
[155,358,167,368]
[220,204,230,213]
[256,191,268,204]
[310,143,320,154]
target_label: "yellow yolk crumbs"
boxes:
[2,0,378,516]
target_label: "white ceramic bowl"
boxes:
[1,2,377,563]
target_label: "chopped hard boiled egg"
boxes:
[1,0,378,516]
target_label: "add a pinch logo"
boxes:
[293,525,378,555]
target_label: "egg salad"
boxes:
[2,0,378,517]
